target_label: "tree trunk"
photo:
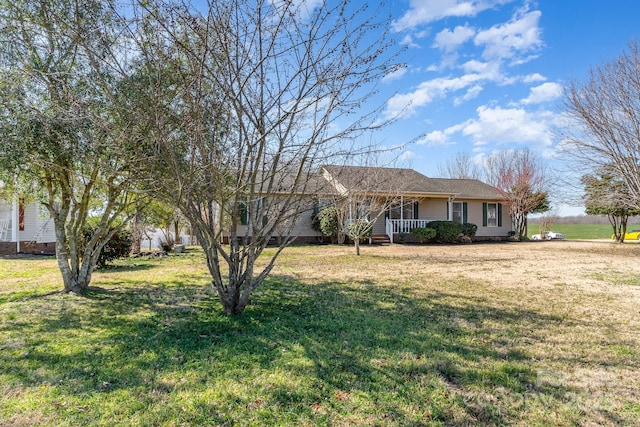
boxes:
[174,218,180,245]
[56,247,93,294]
[130,210,143,255]
[512,212,527,240]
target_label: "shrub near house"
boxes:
[411,227,436,243]
[83,226,133,268]
[426,221,463,243]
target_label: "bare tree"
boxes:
[537,209,559,240]
[124,0,402,314]
[320,164,407,255]
[485,149,549,239]
[563,41,640,207]
[438,152,484,180]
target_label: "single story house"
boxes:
[0,165,511,254]
[234,165,512,243]
[0,198,56,255]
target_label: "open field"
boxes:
[1,241,639,426]
[528,223,640,240]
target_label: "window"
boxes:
[355,200,371,220]
[237,198,267,226]
[388,201,417,220]
[482,202,502,227]
[452,202,464,224]
[486,203,497,227]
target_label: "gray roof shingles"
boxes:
[321,165,503,200]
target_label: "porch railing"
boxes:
[386,219,430,243]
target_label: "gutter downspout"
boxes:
[11,195,19,254]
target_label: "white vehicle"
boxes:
[531,231,566,240]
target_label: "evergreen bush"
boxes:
[411,227,436,243]
[426,220,463,243]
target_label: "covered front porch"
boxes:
[377,195,456,243]
[384,218,432,242]
[345,194,469,244]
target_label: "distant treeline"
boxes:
[529,215,639,225]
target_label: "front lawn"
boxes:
[1,242,638,425]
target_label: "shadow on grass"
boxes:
[94,263,157,273]
[0,275,589,425]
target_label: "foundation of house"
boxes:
[0,241,56,256]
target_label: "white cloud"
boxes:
[522,73,546,83]
[461,105,554,146]
[399,34,419,48]
[417,130,452,146]
[461,59,503,80]
[385,74,486,118]
[519,82,563,105]
[398,150,416,161]
[382,67,407,83]
[433,25,476,52]
[392,0,514,31]
[454,84,484,105]
[385,57,508,118]
[419,105,556,150]
[474,10,542,61]
[428,53,461,71]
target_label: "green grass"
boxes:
[0,245,638,426]
[529,223,640,239]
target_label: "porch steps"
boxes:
[370,234,391,245]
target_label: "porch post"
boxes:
[447,196,454,221]
[400,195,404,234]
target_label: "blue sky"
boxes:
[368,0,640,214]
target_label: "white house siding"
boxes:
[287,210,319,239]
[0,200,56,242]
[0,201,10,215]
[19,202,38,241]
[0,201,11,242]
[372,216,386,235]
[11,202,55,243]
[35,211,55,243]
[235,211,320,241]
[0,201,11,223]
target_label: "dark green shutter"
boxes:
[239,202,248,225]
[463,202,468,223]
[498,203,503,227]
[413,202,419,219]
[482,203,487,227]
[446,201,449,220]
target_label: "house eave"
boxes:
[346,190,505,201]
